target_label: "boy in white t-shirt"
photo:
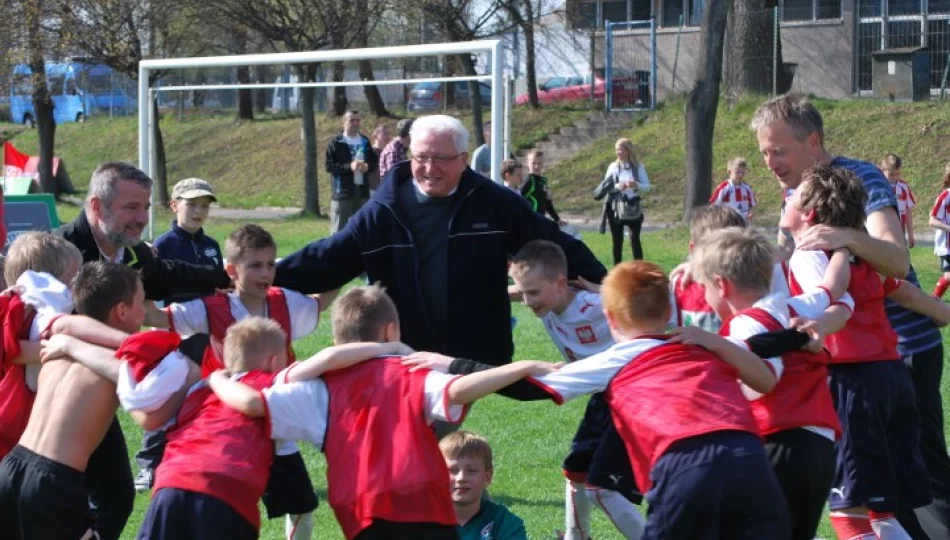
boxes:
[145,223,337,540]
[509,240,644,540]
[710,157,757,221]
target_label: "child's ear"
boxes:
[384,321,400,342]
[604,309,618,331]
[485,467,494,486]
[688,241,695,253]
[557,275,569,289]
[804,209,817,224]
[225,261,239,280]
[169,199,179,212]
[715,275,730,298]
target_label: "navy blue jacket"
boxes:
[275,161,607,365]
[153,221,224,303]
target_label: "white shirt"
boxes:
[17,271,73,391]
[785,250,856,318]
[711,180,757,219]
[264,369,466,449]
[167,288,319,340]
[541,290,614,363]
[932,189,950,256]
[343,134,366,186]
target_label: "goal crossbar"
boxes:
[138,40,505,239]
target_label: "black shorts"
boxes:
[644,431,789,540]
[262,451,318,518]
[562,393,611,480]
[765,428,835,540]
[940,256,950,273]
[587,421,643,505]
[354,519,460,540]
[0,445,93,540]
[828,360,932,512]
[137,487,257,540]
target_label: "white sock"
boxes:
[286,512,314,540]
[587,486,646,540]
[869,513,911,540]
[564,480,592,540]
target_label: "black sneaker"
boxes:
[134,468,154,493]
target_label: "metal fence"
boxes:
[604,19,657,111]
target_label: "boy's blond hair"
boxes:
[692,227,775,296]
[4,232,83,286]
[601,261,670,331]
[223,317,287,372]
[331,285,400,344]
[728,157,747,171]
[688,205,748,244]
[439,430,494,471]
[509,240,567,282]
[225,224,277,263]
[880,153,901,172]
[525,149,543,160]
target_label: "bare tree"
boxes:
[23,0,57,194]
[684,0,731,219]
[723,0,781,98]
[498,0,540,108]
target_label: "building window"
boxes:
[603,0,627,24]
[781,0,841,20]
[661,0,704,26]
[570,0,652,28]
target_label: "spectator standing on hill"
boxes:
[594,138,650,264]
[471,122,493,179]
[753,93,949,539]
[327,110,378,233]
[275,114,606,370]
[367,124,391,196]
[379,119,413,182]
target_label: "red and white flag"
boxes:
[2,141,29,179]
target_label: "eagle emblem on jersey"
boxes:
[575,325,596,344]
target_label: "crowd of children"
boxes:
[6,128,950,540]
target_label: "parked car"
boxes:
[515,71,650,107]
[407,81,493,111]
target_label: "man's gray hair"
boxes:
[86,162,153,209]
[749,93,824,146]
[410,115,469,154]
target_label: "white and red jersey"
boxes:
[166,287,319,376]
[541,290,613,362]
[0,272,72,460]
[931,188,950,256]
[710,180,757,219]
[719,295,840,441]
[668,274,721,332]
[261,357,470,539]
[893,180,916,227]
[156,369,282,531]
[532,339,759,494]
[786,250,898,364]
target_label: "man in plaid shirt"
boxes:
[379,119,413,181]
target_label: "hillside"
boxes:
[545,96,950,227]
[1,105,591,211]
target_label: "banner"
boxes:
[2,142,29,179]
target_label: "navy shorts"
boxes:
[137,487,257,540]
[0,445,93,540]
[262,451,319,518]
[587,421,643,504]
[562,392,611,479]
[828,360,932,512]
[644,431,789,540]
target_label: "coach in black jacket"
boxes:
[277,115,607,367]
[54,162,230,540]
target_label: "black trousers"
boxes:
[899,344,950,540]
[609,215,644,265]
[354,520,459,540]
[85,416,134,540]
[765,428,835,540]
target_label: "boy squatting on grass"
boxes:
[209,285,560,540]
[0,261,150,540]
[144,223,338,540]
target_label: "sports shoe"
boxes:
[134,468,155,493]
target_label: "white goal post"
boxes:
[138,40,507,240]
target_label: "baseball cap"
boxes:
[171,178,216,201]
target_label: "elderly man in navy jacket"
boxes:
[276,115,607,367]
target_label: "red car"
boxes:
[515,72,648,107]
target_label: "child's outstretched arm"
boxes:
[130,366,200,431]
[447,361,558,406]
[286,341,414,382]
[209,371,267,417]
[669,326,777,394]
[144,301,171,328]
[40,334,122,382]
[50,315,130,348]
[821,248,851,301]
[311,288,340,312]
[886,278,950,326]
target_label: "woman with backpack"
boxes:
[594,138,650,265]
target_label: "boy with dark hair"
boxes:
[210,285,559,539]
[522,150,563,224]
[880,153,916,248]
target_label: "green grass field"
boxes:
[79,210,950,540]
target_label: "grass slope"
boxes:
[4,105,591,211]
[546,96,950,227]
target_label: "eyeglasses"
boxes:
[411,153,463,165]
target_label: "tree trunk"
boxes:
[254,65,270,114]
[330,61,348,116]
[460,54,484,147]
[444,56,457,109]
[26,2,56,195]
[684,0,731,219]
[237,65,254,120]
[152,97,169,207]
[521,0,540,108]
[359,59,391,117]
[724,0,778,98]
[297,64,321,215]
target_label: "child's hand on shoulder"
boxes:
[40,334,77,363]
[208,369,232,386]
[518,360,562,377]
[789,316,828,353]
[401,352,454,373]
[569,276,600,293]
[668,326,725,351]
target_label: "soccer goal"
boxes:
[137,40,510,240]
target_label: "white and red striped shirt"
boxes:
[893,180,916,226]
[931,189,950,256]
[710,180,757,219]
